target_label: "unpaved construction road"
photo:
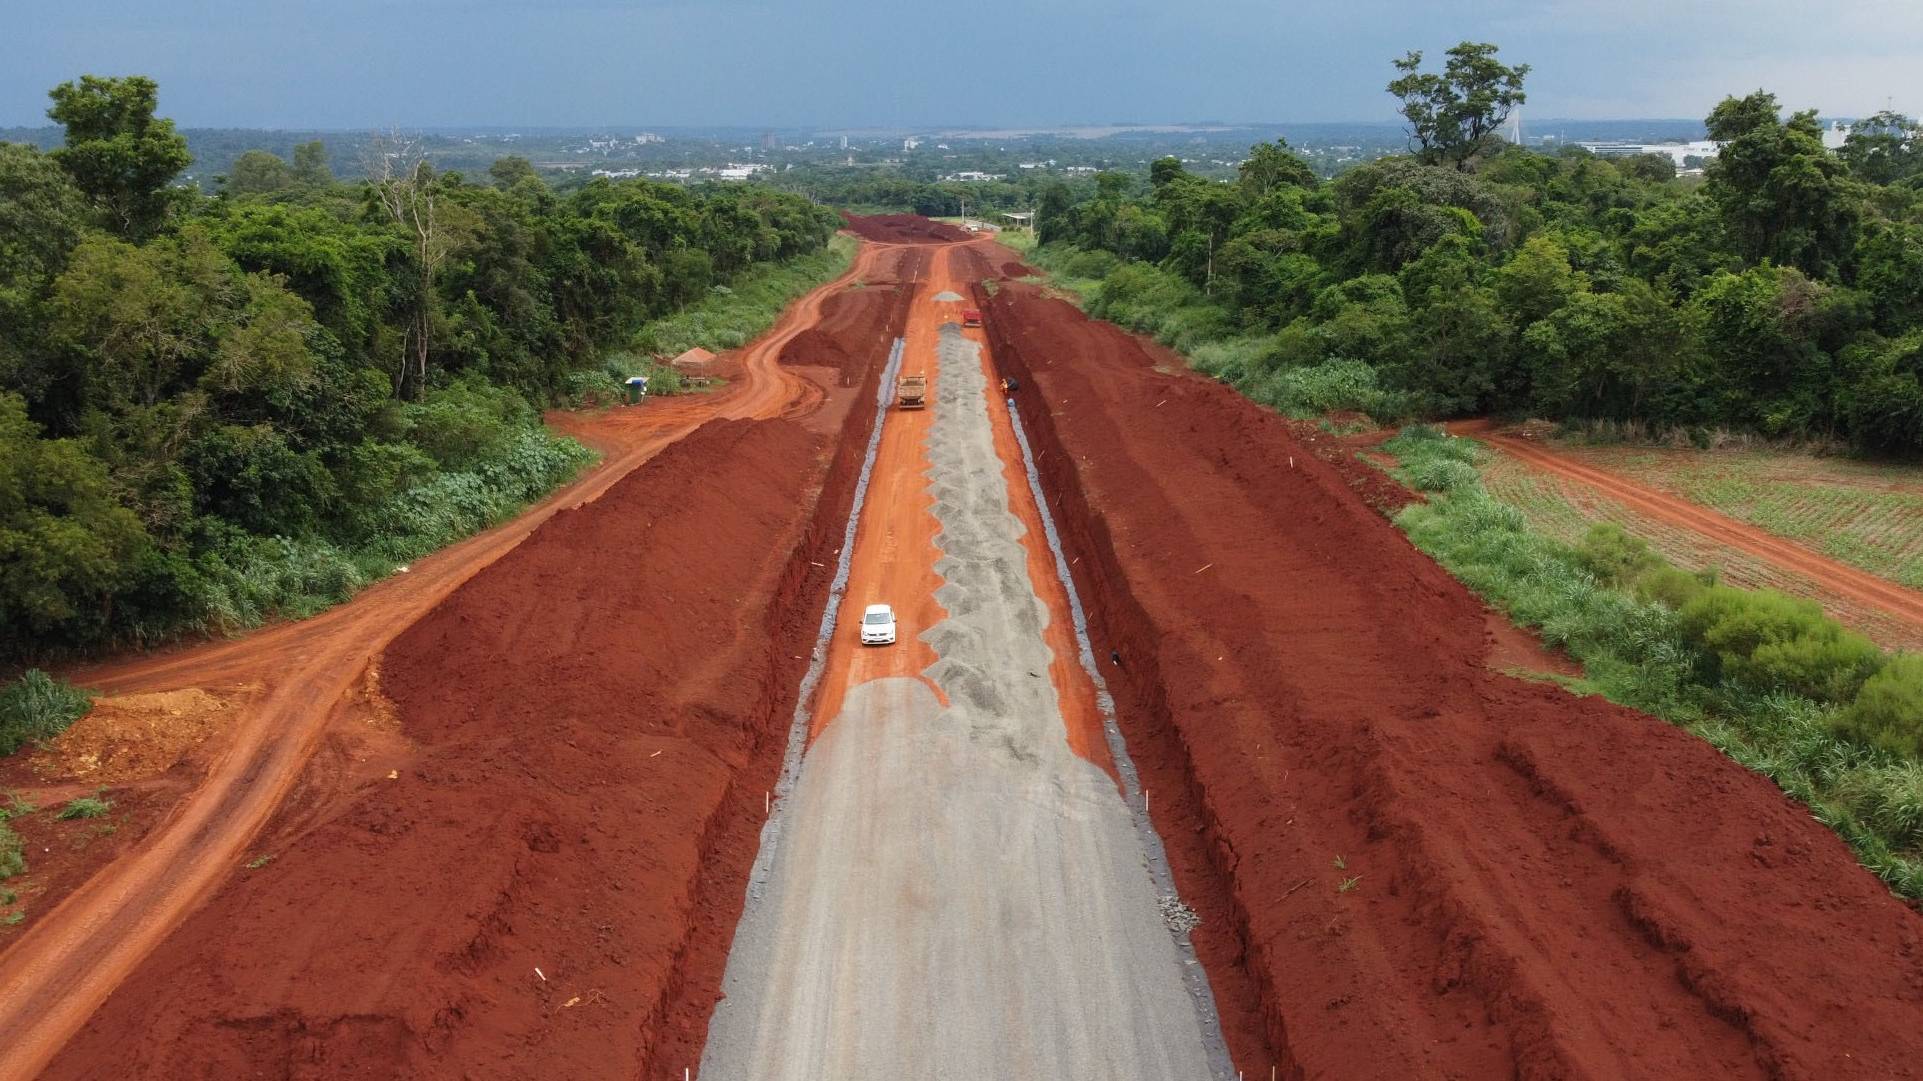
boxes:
[7,220,1923,1081]
[702,253,1229,1077]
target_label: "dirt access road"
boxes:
[700,244,1233,1077]
[0,240,889,1080]
[1460,419,1923,635]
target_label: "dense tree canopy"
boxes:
[0,75,842,659]
[1040,45,1923,455]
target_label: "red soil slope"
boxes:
[839,211,972,243]
[777,279,917,385]
[979,280,1923,1081]
[40,288,905,1078]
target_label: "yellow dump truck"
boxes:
[897,372,927,409]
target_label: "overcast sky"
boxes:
[6,0,1922,129]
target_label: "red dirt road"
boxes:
[0,239,896,1080]
[1460,419,1923,634]
[981,280,1923,1080]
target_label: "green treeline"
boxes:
[1032,44,1923,455]
[1,76,842,662]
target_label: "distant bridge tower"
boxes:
[1511,105,1524,146]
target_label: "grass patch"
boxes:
[56,795,111,820]
[634,236,855,356]
[1386,426,1923,899]
[0,670,92,757]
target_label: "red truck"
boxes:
[961,308,983,328]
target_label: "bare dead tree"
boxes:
[363,132,449,399]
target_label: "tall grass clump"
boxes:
[634,236,854,356]
[1385,426,1923,898]
[0,670,92,757]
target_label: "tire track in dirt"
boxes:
[1463,421,1923,633]
[0,238,895,1080]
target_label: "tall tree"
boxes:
[290,140,333,187]
[1839,112,1923,185]
[1387,42,1529,172]
[1704,92,1859,277]
[226,150,294,196]
[1238,139,1317,197]
[45,75,191,239]
[364,134,452,399]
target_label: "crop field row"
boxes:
[1478,454,1923,652]
[1555,446,1923,589]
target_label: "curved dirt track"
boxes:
[1460,420,1923,633]
[0,239,893,1080]
[980,277,1923,1080]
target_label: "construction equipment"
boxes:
[897,372,927,409]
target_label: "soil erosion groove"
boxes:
[6,233,914,1079]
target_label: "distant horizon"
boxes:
[2,117,1738,139]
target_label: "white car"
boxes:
[859,603,897,646]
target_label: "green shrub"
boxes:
[1404,457,1481,493]
[401,379,536,471]
[1246,359,1416,422]
[0,820,21,880]
[56,795,110,820]
[1575,523,1662,586]
[1634,564,1714,609]
[1835,654,1923,758]
[1678,587,1886,703]
[0,670,92,757]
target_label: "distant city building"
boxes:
[903,137,921,151]
[1576,140,1720,165]
[943,171,1005,182]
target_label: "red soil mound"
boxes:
[1003,260,1038,278]
[43,330,897,1078]
[977,281,1923,1081]
[778,285,914,385]
[840,212,971,244]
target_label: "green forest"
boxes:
[0,76,841,662]
[1031,44,1923,456]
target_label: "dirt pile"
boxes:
[777,285,913,385]
[840,212,972,244]
[977,281,1923,1080]
[41,297,904,1077]
[32,688,233,785]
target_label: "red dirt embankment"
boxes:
[978,280,1923,1081]
[42,324,900,1077]
[778,280,916,385]
[839,211,972,244]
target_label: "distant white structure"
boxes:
[943,171,1005,182]
[715,162,773,180]
[1576,140,1720,165]
[902,137,921,151]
